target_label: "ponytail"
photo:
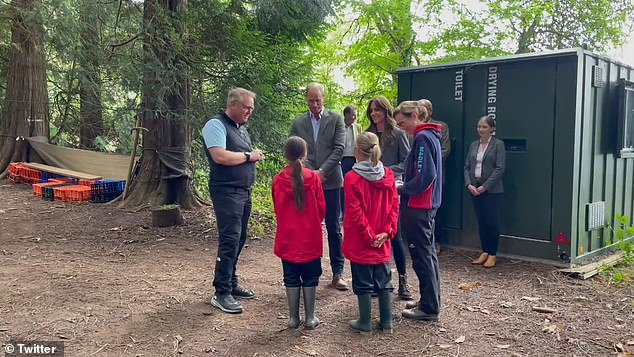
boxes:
[283,136,308,211]
[290,159,305,211]
[355,132,382,166]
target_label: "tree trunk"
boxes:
[0,0,50,177]
[78,0,103,149]
[121,0,202,210]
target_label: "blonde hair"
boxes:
[226,87,256,107]
[356,132,382,166]
[394,100,430,122]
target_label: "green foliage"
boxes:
[256,0,333,40]
[606,214,634,261]
[486,0,634,53]
[601,213,634,286]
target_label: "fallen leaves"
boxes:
[496,344,511,349]
[455,335,466,343]
[458,281,482,292]
[542,323,565,334]
[465,306,491,315]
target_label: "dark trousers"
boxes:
[391,219,407,275]
[350,262,393,295]
[210,186,252,296]
[401,206,441,315]
[281,258,322,287]
[472,192,501,255]
[434,183,446,244]
[340,157,356,216]
[324,188,344,275]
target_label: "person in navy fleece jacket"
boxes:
[394,100,443,321]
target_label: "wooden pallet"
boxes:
[22,162,102,181]
[558,251,625,279]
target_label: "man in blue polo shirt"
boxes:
[202,87,264,314]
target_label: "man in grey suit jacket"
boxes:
[290,83,348,290]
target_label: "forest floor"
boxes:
[1,181,633,357]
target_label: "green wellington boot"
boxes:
[303,287,320,329]
[350,294,372,334]
[377,290,393,333]
[285,287,301,329]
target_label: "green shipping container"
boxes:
[396,48,634,266]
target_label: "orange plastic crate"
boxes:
[32,180,67,197]
[79,179,99,186]
[54,185,92,202]
[8,163,25,182]
[20,167,41,184]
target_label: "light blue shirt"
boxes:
[309,109,323,142]
[202,119,226,149]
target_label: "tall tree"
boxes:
[121,0,201,209]
[78,0,103,149]
[0,0,50,177]
[337,0,422,101]
[485,0,634,53]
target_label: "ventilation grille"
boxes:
[586,201,605,231]
[592,66,604,87]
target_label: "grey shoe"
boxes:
[402,308,438,321]
[331,274,349,291]
[303,287,320,329]
[404,300,418,309]
[211,294,243,314]
[285,287,301,329]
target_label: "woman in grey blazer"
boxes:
[463,115,506,268]
[365,96,413,300]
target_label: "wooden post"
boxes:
[123,117,148,200]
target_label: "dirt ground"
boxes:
[1,182,633,357]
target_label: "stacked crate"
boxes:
[9,162,124,204]
[89,180,126,203]
[8,163,41,184]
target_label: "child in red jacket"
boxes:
[272,136,326,330]
[342,132,400,334]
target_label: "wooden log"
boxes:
[151,205,184,227]
[532,306,557,314]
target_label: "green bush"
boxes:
[606,214,634,263]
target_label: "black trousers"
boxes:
[471,192,501,255]
[350,262,393,295]
[281,258,322,287]
[339,156,356,216]
[324,188,344,275]
[391,218,407,275]
[401,206,441,315]
[210,186,252,296]
[434,182,446,245]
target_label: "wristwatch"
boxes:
[244,152,251,162]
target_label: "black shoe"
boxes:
[397,274,413,300]
[232,285,255,299]
[211,294,243,314]
[402,308,439,321]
